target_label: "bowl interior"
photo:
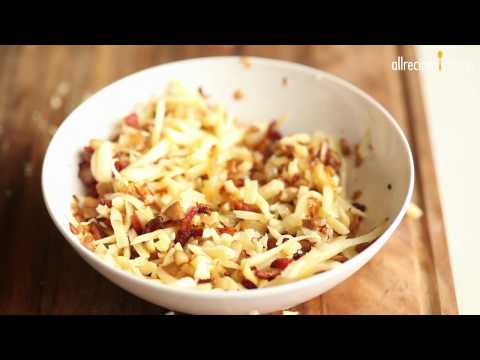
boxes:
[43,57,412,240]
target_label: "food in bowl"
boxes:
[69,80,387,291]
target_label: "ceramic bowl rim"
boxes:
[41,56,415,301]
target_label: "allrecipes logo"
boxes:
[392,51,443,72]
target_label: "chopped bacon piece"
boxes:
[144,215,169,233]
[267,237,277,250]
[349,215,361,236]
[89,221,106,240]
[174,204,210,246]
[78,162,96,187]
[356,242,371,253]
[149,252,159,260]
[293,240,313,260]
[325,149,341,172]
[86,183,98,198]
[98,197,112,207]
[239,250,249,261]
[131,213,143,234]
[302,219,316,230]
[233,178,245,187]
[217,226,236,235]
[97,218,113,232]
[253,120,282,158]
[190,227,204,237]
[242,279,257,289]
[354,144,363,167]
[254,268,281,280]
[352,202,367,212]
[332,254,348,262]
[81,146,94,163]
[124,113,140,128]
[339,138,351,156]
[266,121,282,141]
[352,190,362,201]
[271,258,293,270]
[114,159,129,171]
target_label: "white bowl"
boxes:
[42,57,414,315]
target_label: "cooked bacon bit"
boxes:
[69,223,79,235]
[86,183,98,198]
[124,113,140,128]
[267,237,277,250]
[353,202,367,212]
[144,215,169,233]
[78,162,96,187]
[253,121,282,158]
[232,201,259,212]
[254,268,281,280]
[319,224,333,237]
[190,227,204,238]
[81,146,94,163]
[356,242,371,253]
[349,215,361,236]
[332,254,348,262]
[233,178,245,187]
[352,190,362,201]
[174,230,191,246]
[325,149,341,172]
[293,240,313,260]
[97,218,113,232]
[339,138,351,156]
[282,77,288,86]
[114,159,129,171]
[131,213,143,234]
[233,89,244,101]
[302,219,316,230]
[89,221,106,240]
[300,239,312,253]
[198,279,211,284]
[242,279,257,289]
[217,226,236,235]
[175,204,210,246]
[266,121,282,141]
[271,258,293,270]
[98,197,112,207]
[354,144,363,167]
[239,250,249,261]
[198,86,209,99]
[149,252,159,260]
[183,204,210,223]
[387,184,392,190]
[303,218,327,231]
[240,56,252,69]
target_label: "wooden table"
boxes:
[0,45,458,314]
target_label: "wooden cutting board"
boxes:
[0,45,457,315]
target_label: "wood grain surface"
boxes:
[0,45,458,314]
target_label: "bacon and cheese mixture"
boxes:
[70,81,386,291]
